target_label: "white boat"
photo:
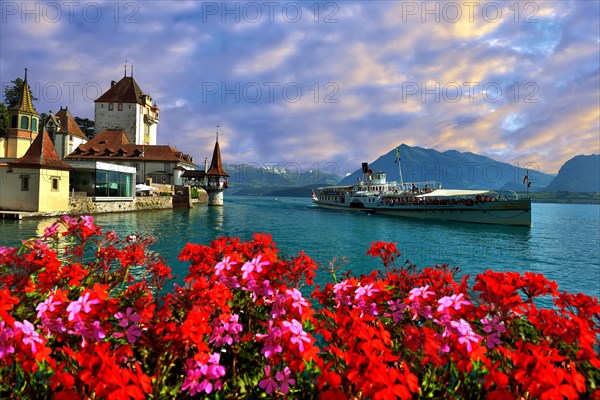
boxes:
[312,161,531,227]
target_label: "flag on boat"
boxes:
[523,170,529,184]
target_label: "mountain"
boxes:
[225,163,341,195]
[339,144,555,190]
[545,155,600,192]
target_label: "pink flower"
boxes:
[241,255,270,279]
[42,223,60,240]
[66,292,99,321]
[13,320,43,353]
[450,318,480,352]
[36,295,62,319]
[80,215,94,230]
[276,366,296,394]
[259,365,278,395]
[115,307,140,328]
[333,280,351,294]
[282,319,311,352]
[181,367,203,396]
[269,294,287,319]
[354,283,378,300]
[409,285,435,300]
[286,288,309,315]
[257,321,283,358]
[91,321,106,340]
[386,299,407,322]
[215,256,236,276]
[0,321,15,359]
[437,293,471,313]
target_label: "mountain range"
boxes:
[225,146,599,196]
[339,144,554,191]
[545,154,599,192]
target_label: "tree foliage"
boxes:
[3,78,38,108]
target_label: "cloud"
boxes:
[0,0,598,175]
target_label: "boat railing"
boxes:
[389,180,441,194]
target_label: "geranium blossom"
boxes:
[437,293,471,313]
[286,288,308,315]
[259,365,278,395]
[115,307,140,328]
[450,319,480,352]
[66,292,99,321]
[409,285,435,300]
[0,322,14,359]
[241,255,269,279]
[214,256,236,276]
[355,283,379,301]
[13,320,43,353]
[36,295,62,319]
[1,221,597,399]
[276,366,296,394]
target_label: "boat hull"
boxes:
[313,199,531,227]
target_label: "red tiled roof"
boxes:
[95,76,144,104]
[206,140,229,177]
[65,129,196,166]
[10,131,71,170]
[55,107,87,140]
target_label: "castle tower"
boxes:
[4,68,39,158]
[204,134,229,206]
[94,71,159,146]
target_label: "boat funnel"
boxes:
[362,163,368,173]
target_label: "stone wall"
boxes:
[69,196,172,215]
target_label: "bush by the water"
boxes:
[0,216,598,399]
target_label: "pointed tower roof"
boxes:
[10,130,71,170]
[55,107,87,139]
[10,68,38,114]
[205,136,229,177]
[95,76,144,104]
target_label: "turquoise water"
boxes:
[1,197,599,300]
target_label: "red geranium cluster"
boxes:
[0,216,598,399]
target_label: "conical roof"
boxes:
[205,139,229,177]
[11,130,71,170]
[10,68,37,114]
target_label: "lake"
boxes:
[1,197,599,301]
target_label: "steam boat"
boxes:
[312,161,531,227]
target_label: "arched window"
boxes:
[20,116,29,130]
[31,118,37,132]
[11,116,17,128]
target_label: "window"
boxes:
[31,118,37,132]
[20,116,29,130]
[109,103,114,111]
[51,178,59,191]
[11,115,17,128]
[118,103,123,111]
[20,175,29,191]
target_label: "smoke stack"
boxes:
[204,157,208,172]
[362,163,368,173]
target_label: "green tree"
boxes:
[74,116,95,138]
[0,104,9,136]
[3,78,38,108]
[38,112,48,134]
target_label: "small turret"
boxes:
[203,131,229,206]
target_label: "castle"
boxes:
[0,69,228,214]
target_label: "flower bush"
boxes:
[0,215,599,399]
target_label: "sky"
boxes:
[1,0,598,176]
